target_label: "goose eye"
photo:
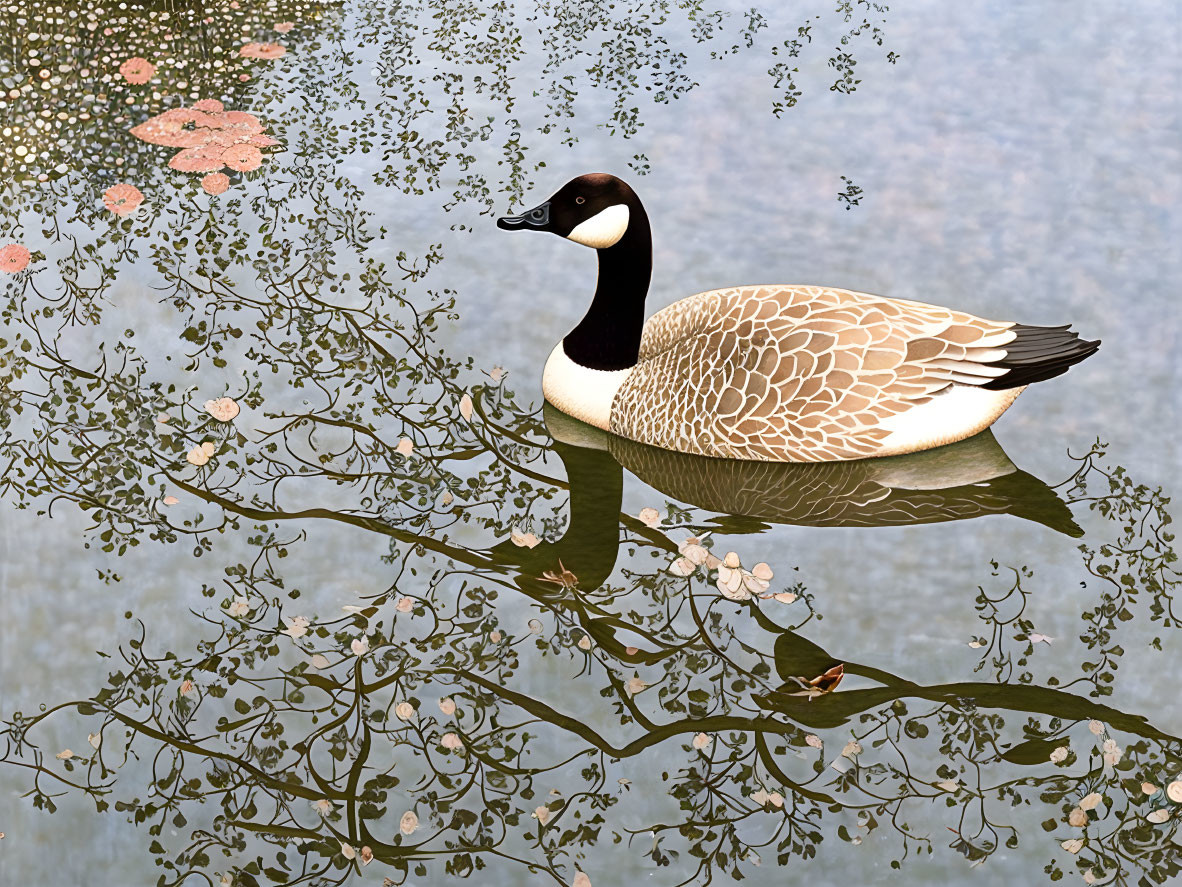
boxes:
[575,196,585,205]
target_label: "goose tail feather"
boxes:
[980,323,1100,390]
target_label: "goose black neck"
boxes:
[562,207,652,371]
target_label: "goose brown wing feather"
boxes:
[612,285,1017,462]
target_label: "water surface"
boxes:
[1,2,1180,886]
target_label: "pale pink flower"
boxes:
[275,21,295,33]
[179,680,194,695]
[222,144,263,172]
[440,732,462,750]
[203,397,240,421]
[395,702,416,721]
[202,173,230,195]
[0,244,30,273]
[351,636,369,657]
[399,810,418,835]
[395,597,414,613]
[240,42,287,60]
[170,145,224,173]
[103,183,144,216]
[118,57,156,85]
[192,99,224,112]
[438,697,456,715]
[227,598,250,617]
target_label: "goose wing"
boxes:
[612,285,1020,462]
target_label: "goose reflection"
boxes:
[493,404,1080,588]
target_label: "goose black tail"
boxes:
[980,324,1100,390]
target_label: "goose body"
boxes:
[500,174,1099,463]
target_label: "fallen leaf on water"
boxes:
[511,530,540,548]
[459,393,473,421]
[399,810,419,835]
[541,560,578,589]
[637,507,661,527]
[786,663,844,699]
[204,397,240,422]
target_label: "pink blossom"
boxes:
[275,22,295,34]
[240,42,287,60]
[222,144,262,172]
[103,183,144,216]
[201,172,230,195]
[192,99,224,113]
[0,244,31,273]
[119,57,156,85]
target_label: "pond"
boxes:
[1,1,1180,885]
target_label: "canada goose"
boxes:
[498,173,1100,463]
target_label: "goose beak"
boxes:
[497,201,552,232]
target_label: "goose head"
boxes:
[497,172,642,249]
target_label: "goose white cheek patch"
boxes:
[566,204,630,248]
